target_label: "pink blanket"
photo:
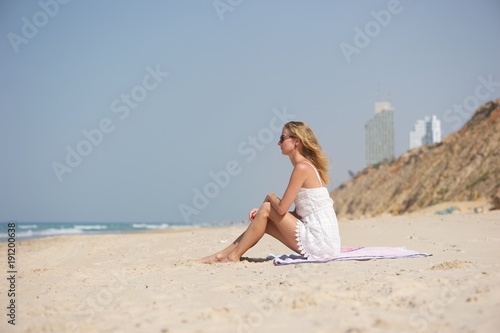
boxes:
[268,246,431,265]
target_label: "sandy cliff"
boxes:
[331,99,500,219]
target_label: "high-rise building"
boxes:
[365,101,395,166]
[409,115,441,149]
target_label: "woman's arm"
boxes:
[265,163,309,215]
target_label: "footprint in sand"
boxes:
[430,260,469,270]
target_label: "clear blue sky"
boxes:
[1,0,499,224]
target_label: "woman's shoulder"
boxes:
[292,162,311,175]
[292,161,317,181]
[294,160,316,171]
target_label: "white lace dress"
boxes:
[294,170,341,259]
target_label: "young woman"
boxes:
[197,121,341,263]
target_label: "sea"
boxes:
[0,220,242,242]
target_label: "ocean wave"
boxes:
[132,223,170,230]
[18,224,39,229]
[74,225,108,230]
[0,222,194,241]
[0,227,85,240]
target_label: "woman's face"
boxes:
[278,129,296,155]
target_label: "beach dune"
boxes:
[1,210,499,332]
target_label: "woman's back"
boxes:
[294,163,341,259]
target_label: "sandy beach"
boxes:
[1,208,499,333]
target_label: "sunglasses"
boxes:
[279,135,294,144]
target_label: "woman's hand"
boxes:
[249,208,258,221]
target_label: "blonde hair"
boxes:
[284,121,331,184]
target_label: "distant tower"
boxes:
[365,101,395,166]
[409,119,426,149]
[409,115,441,149]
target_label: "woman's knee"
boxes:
[259,202,271,218]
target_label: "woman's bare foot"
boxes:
[196,252,240,264]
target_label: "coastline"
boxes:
[0,221,244,242]
[1,211,499,332]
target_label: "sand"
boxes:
[1,209,499,333]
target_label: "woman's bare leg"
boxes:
[196,204,269,263]
[196,232,244,263]
[263,216,300,254]
[197,202,299,263]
